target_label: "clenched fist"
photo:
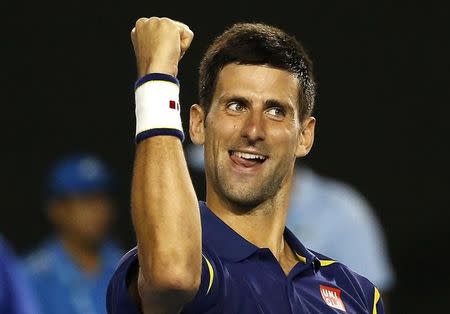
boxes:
[131,17,194,78]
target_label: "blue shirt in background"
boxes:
[24,238,123,314]
[0,235,40,314]
[107,202,383,313]
[287,167,396,292]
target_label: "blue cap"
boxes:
[46,153,113,198]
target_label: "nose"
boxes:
[240,110,266,143]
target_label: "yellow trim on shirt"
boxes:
[373,287,381,314]
[319,259,336,267]
[294,252,307,264]
[202,254,214,295]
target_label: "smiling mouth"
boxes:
[229,150,268,168]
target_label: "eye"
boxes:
[266,106,285,119]
[227,101,246,112]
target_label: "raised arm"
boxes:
[130,17,201,313]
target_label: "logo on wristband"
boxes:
[169,100,180,111]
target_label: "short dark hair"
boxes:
[198,22,316,121]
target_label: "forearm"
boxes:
[132,136,201,287]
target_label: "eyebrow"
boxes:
[217,94,248,105]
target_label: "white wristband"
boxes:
[134,74,184,143]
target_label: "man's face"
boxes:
[49,193,114,247]
[197,63,314,208]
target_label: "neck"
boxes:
[60,235,101,274]
[206,180,292,261]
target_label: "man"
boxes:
[107,17,384,313]
[0,235,40,314]
[24,153,123,314]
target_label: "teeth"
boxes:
[233,151,266,160]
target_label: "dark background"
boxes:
[2,1,449,313]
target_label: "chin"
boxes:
[222,187,271,212]
[80,235,105,248]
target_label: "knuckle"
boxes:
[159,20,174,29]
[159,17,173,24]
[135,17,148,27]
[147,16,161,27]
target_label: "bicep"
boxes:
[127,262,142,311]
[181,252,221,312]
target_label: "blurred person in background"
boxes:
[286,165,396,307]
[23,153,124,314]
[186,143,395,303]
[0,234,40,314]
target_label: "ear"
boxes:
[295,116,316,157]
[189,104,206,145]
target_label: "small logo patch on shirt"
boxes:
[320,285,346,312]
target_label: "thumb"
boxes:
[175,22,194,60]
